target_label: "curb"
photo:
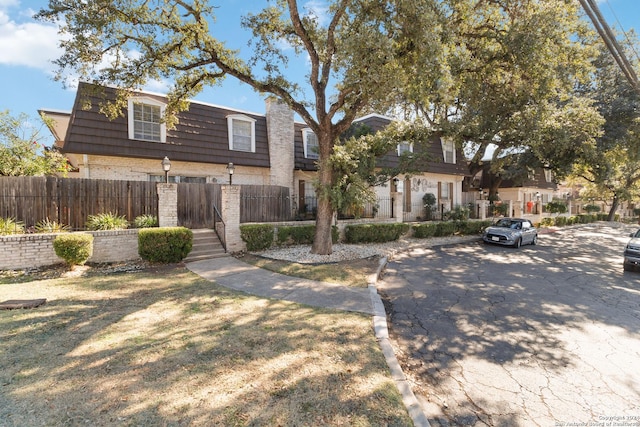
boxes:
[368,256,431,427]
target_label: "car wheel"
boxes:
[624,262,633,272]
[514,238,521,249]
[531,235,538,245]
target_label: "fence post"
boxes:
[157,183,178,227]
[477,200,489,220]
[221,185,244,252]
[392,192,404,223]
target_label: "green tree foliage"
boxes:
[572,36,640,220]
[380,0,601,198]
[0,111,70,176]
[328,120,433,218]
[37,0,445,255]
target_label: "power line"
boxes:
[603,0,640,66]
[578,0,640,94]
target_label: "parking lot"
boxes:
[378,223,640,426]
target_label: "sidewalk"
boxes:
[186,256,375,314]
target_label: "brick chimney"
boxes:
[265,97,295,194]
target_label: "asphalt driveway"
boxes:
[378,222,640,426]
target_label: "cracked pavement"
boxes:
[378,223,640,426]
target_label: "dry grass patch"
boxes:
[0,265,411,426]
[236,253,381,288]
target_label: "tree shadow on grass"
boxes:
[0,266,411,426]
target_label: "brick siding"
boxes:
[0,230,141,270]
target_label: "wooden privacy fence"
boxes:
[177,182,222,229]
[240,185,292,223]
[0,176,158,230]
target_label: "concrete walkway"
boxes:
[186,255,431,427]
[186,256,374,314]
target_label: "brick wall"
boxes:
[79,155,270,184]
[0,230,141,270]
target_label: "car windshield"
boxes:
[494,219,521,229]
[634,230,640,238]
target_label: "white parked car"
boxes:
[482,218,538,248]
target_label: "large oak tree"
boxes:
[37,0,444,254]
[379,0,602,198]
[572,36,640,220]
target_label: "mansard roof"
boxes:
[61,82,271,168]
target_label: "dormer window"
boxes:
[441,139,455,164]
[128,98,166,142]
[302,128,319,159]
[397,141,413,156]
[227,114,256,152]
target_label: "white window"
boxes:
[128,98,166,142]
[302,128,319,159]
[441,139,456,164]
[544,169,553,183]
[397,141,413,156]
[227,114,256,152]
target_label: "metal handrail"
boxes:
[212,204,226,252]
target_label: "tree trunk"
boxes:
[311,130,336,255]
[607,194,619,221]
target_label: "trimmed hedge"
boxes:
[53,233,94,267]
[538,213,619,228]
[413,222,438,238]
[276,225,339,246]
[240,224,274,251]
[456,220,493,235]
[344,223,410,243]
[413,220,491,238]
[138,227,193,263]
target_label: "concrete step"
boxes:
[185,229,228,262]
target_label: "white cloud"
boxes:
[0,0,19,10]
[0,7,62,72]
[144,78,172,94]
[302,0,329,26]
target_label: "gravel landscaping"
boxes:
[253,235,482,264]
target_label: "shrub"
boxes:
[422,193,437,220]
[555,216,567,226]
[344,223,410,243]
[447,205,470,222]
[240,224,274,251]
[0,217,24,235]
[434,221,457,237]
[545,200,568,215]
[489,203,509,217]
[583,204,601,213]
[413,222,437,238]
[456,220,492,235]
[86,212,129,230]
[53,233,93,267]
[540,217,554,227]
[276,225,339,246]
[277,225,315,245]
[134,214,159,228]
[35,218,70,233]
[138,227,193,263]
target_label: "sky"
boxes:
[0,0,639,145]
